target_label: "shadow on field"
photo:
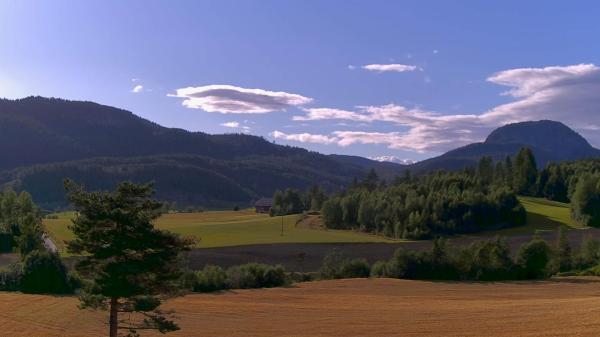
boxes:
[526,211,566,230]
[180,228,600,272]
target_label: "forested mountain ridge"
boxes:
[0,96,403,209]
[409,120,600,172]
[2,97,599,210]
[0,96,319,169]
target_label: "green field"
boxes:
[476,196,585,237]
[43,197,587,253]
[43,210,396,253]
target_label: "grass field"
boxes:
[2,277,600,336]
[43,210,396,253]
[43,197,587,253]
[475,196,586,237]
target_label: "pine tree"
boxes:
[64,180,195,337]
[477,156,494,184]
[513,148,538,195]
[504,156,514,188]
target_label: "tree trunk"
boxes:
[109,297,118,337]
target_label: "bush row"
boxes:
[326,231,600,282]
[187,263,288,293]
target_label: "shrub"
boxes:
[370,261,389,277]
[376,248,431,279]
[20,250,73,294]
[0,263,23,291]
[288,271,315,283]
[575,237,600,269]
[320,250,370,279]
[194,265,228,292]
[340,258,370,278]
[516,237,551,279]
[455,238,515,281]
[178,269,199,291]
[226,263,286,289]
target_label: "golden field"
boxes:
[2,277,600,337]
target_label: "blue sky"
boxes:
[1,1,600,162]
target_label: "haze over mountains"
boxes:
[1,97,598,209]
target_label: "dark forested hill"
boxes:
[409,120,600,172]
[0,97,404,209]
[3,97,597,209]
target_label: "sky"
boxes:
[1,0,600,163]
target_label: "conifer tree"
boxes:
[65,180,194,337]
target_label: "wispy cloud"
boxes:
[270,131,338,145]
[169,85,312,113]
[285,63,600,153]
[221,121,240,128]
[362,64,419,73]
[131,85,144,93]
[221,121,250,132]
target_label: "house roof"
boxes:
[254,197,274,207]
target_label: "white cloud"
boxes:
[221,121,240,128]
[368,156,416,165]
[348,65,356,70]
[169,85,312,113]
[270,130,338,145]
[131,85,143,93]
[221,121,250,132]
[362,64,419,73]
[289,64,600,153]
[293,108,370,122]
[286,104,484,152]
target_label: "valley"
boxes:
[41,197,599,271]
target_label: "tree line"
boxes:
[319,155,529,239]
[270,148,600,236]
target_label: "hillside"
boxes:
[410,120,600,172]
[0,97,403,209]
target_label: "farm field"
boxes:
[43,210,396,253]
[2,277,600,336]
[43,197,589,257]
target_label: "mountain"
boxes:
[0,96,405,209]
[409,120,600,172]
[2,97,595,209]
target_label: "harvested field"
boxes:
[2,278,600,336]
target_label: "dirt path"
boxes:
[2,278,600,336]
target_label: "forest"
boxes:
[271,147,600,239]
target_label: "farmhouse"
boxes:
[254,198,273,213]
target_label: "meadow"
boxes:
[478,196,586,237]
[43,197,588,253]
[2,277,600,337]
[43,209,396,253]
